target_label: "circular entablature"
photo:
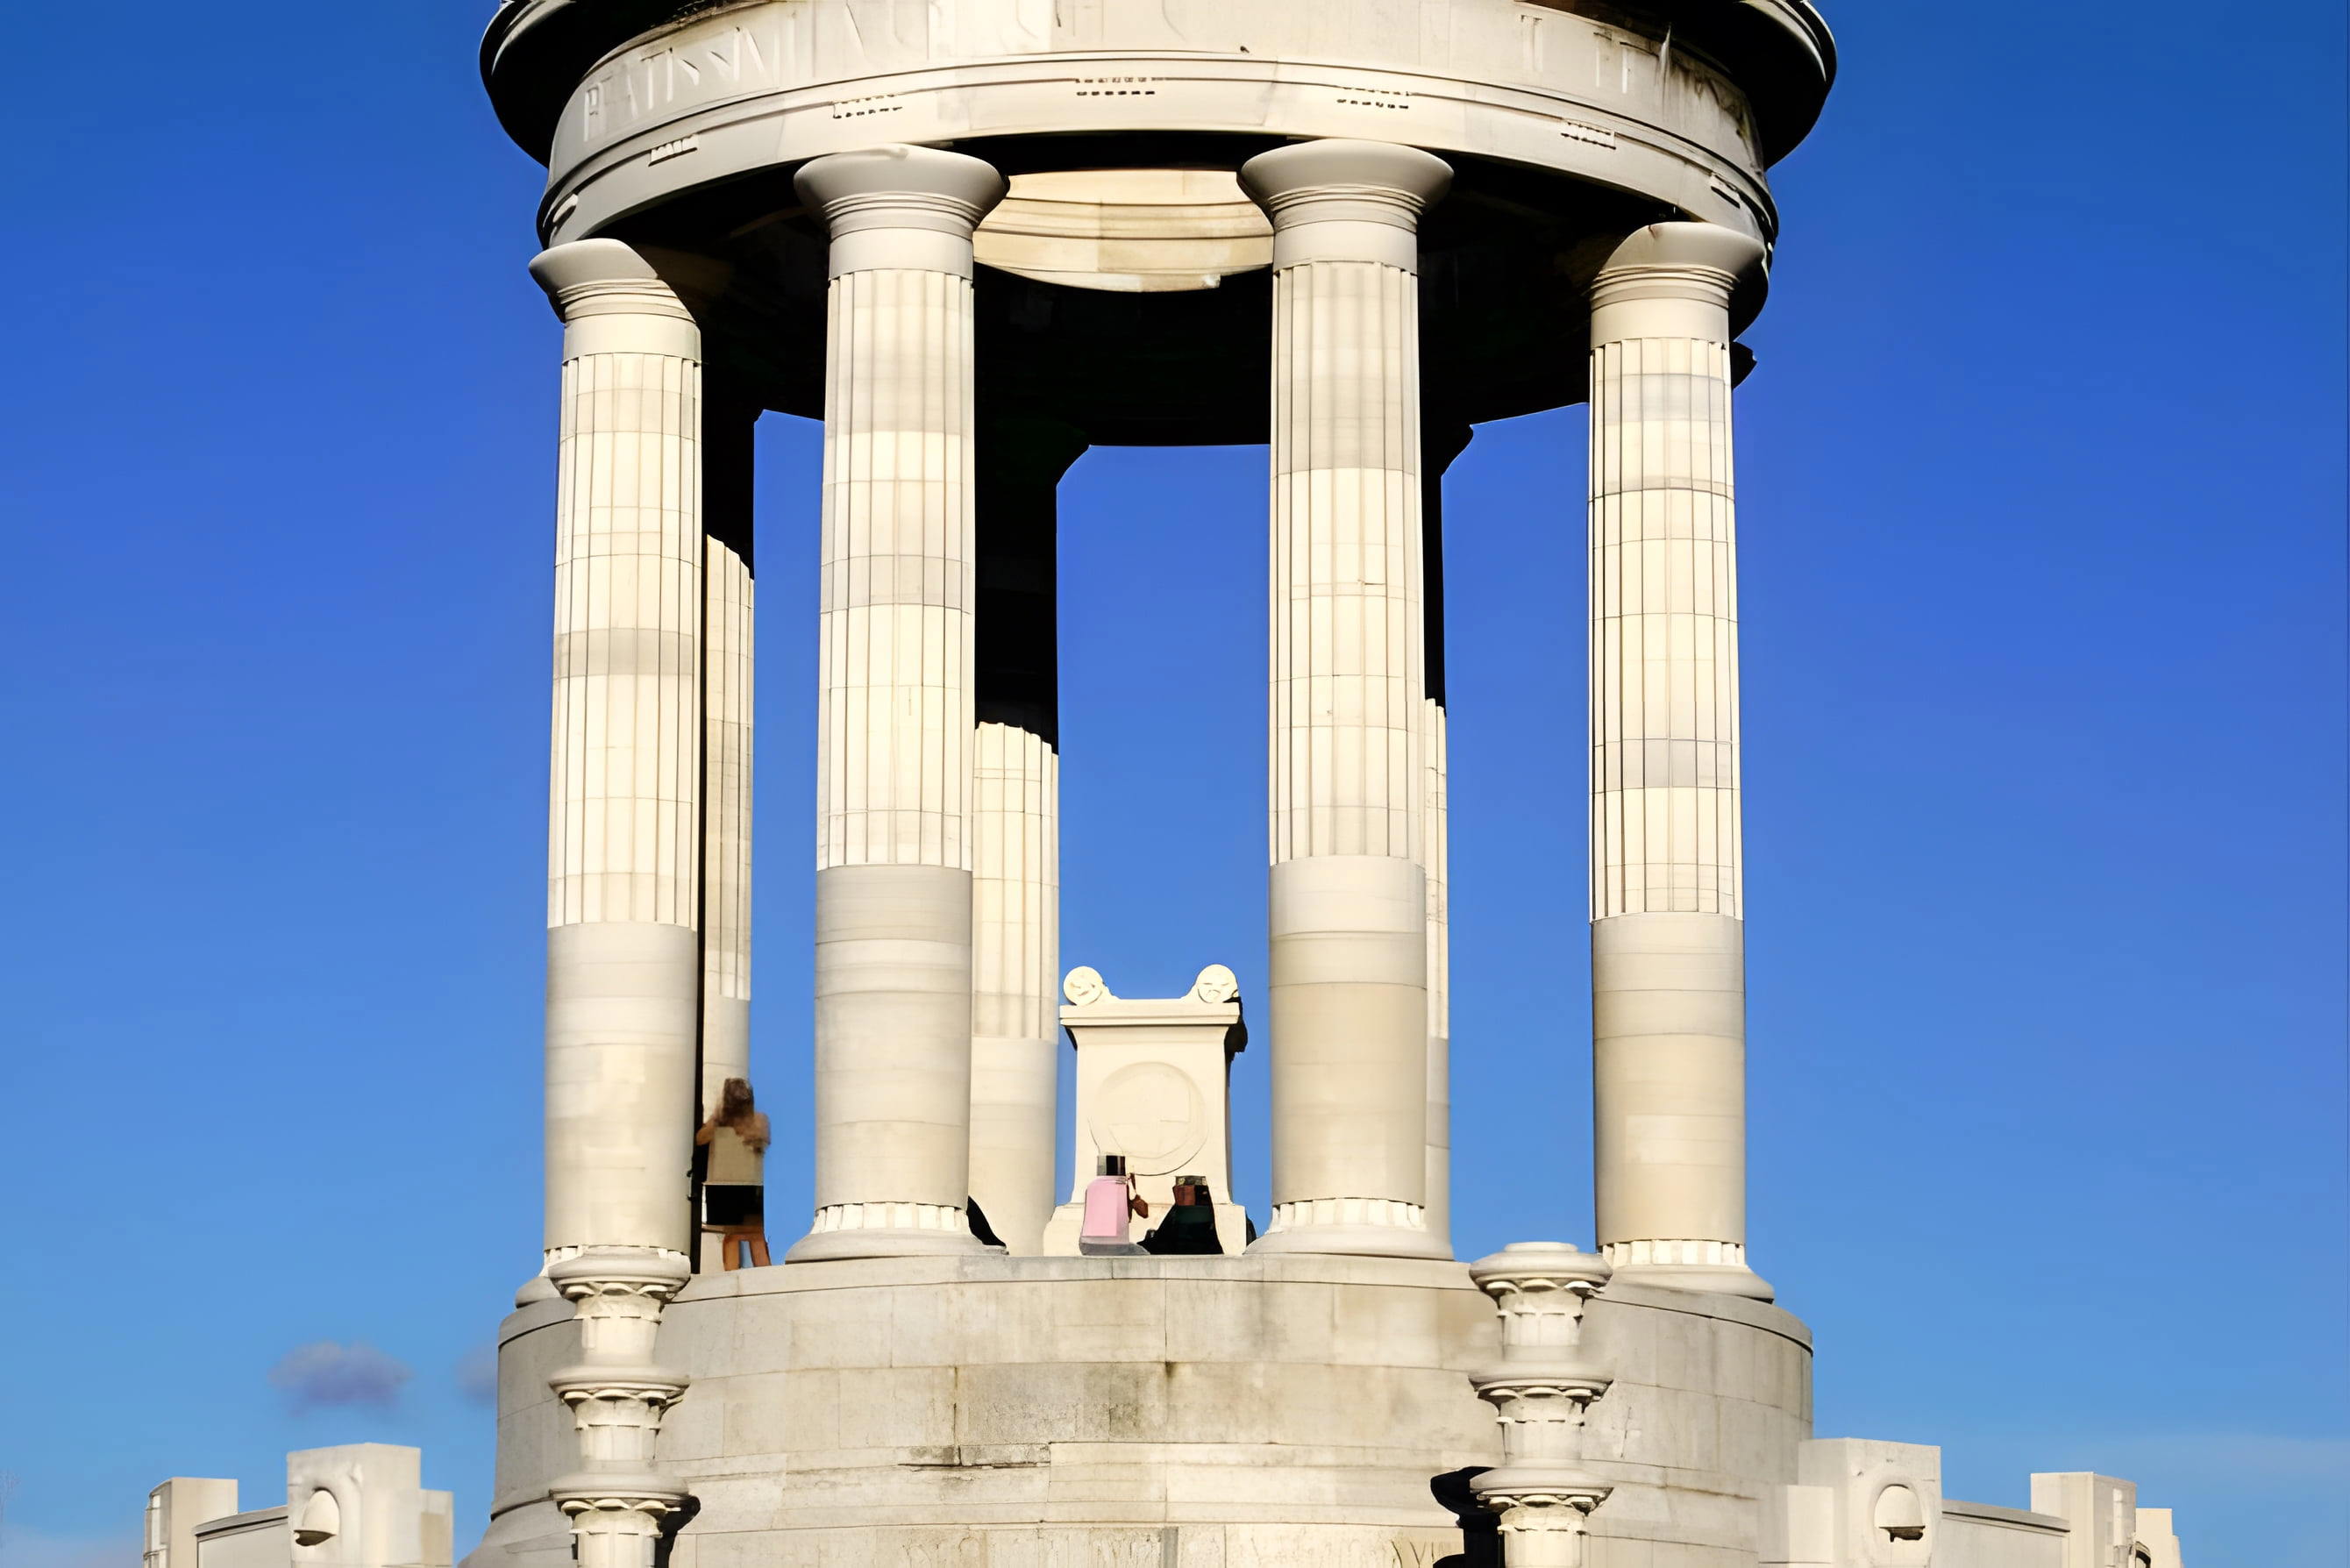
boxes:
[483,0,1822,439]
[605,134,1683,439]
[484,1,1833,166]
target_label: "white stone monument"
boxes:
[1038,964,1250,1257]
[442,4,2200,1565]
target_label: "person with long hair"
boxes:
[696,1077,771,1268]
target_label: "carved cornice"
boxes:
[551,1487,690,1517]
[1471,1368,1616,1404]
[547,1248,694,1300]
[486,1,1830,166]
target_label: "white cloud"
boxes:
[455,1345,498,1408]
[267,1341,411,1413]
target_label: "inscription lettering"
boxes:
[583,24,781,146]
[704,24,767,83]
[897,1537,979,1568]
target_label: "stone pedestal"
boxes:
[1039,966,1250,1256]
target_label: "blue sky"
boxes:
[0,4,2341,1566]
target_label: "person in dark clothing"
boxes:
[1140,1175,1224,1256]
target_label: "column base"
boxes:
[1250,1200,1450,1261]
[786,1228,989,1263]
[786,1203,988,1263]
[1605,1260,1775,1301]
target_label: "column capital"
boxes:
[1240,139,1454,224]
[547,1479,692,1514]
[529,239,692,323]
[1591,222,1768,317]
[545,1246,693,1301]
[1467,1240,1614,1300]
[794,144,1008,239]
[1240,139,1451,270]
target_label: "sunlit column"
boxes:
[1243,139,1453,1259]
[528,237,701,1568]
[970,413,1088,1255]
[789,144,1007,1261]
[1586,222,1773,1299]
[1422,419,1471,1257]
[695,396,756,1272]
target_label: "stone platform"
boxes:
[473,1256,1811,1568]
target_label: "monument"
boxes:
[129,5,2184,1567]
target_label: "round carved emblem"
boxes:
[1089,1063,1206,1174]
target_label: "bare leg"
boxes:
[747,1230,771,1267]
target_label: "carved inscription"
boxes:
[582,24,773,143]
[1596,28,1658,98]
[897,1536,979,1568]
[546,0,1769,203]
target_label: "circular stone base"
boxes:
[780,1226,991,1265]
[1245,1223,1454,1261]
[473,1255,1812,1568]
[1608,1261,1778,1301]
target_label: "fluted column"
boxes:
[695,396,756,1272]
[790,144,1007,1262]
[533,238,704,1266]
[1422,419,1471,1258]
[528,238,701,1568]
[1586,223,1773,1300]
[699,396,755,1115]
[970,413,1088,1255]
[1241,139,1452,1260]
